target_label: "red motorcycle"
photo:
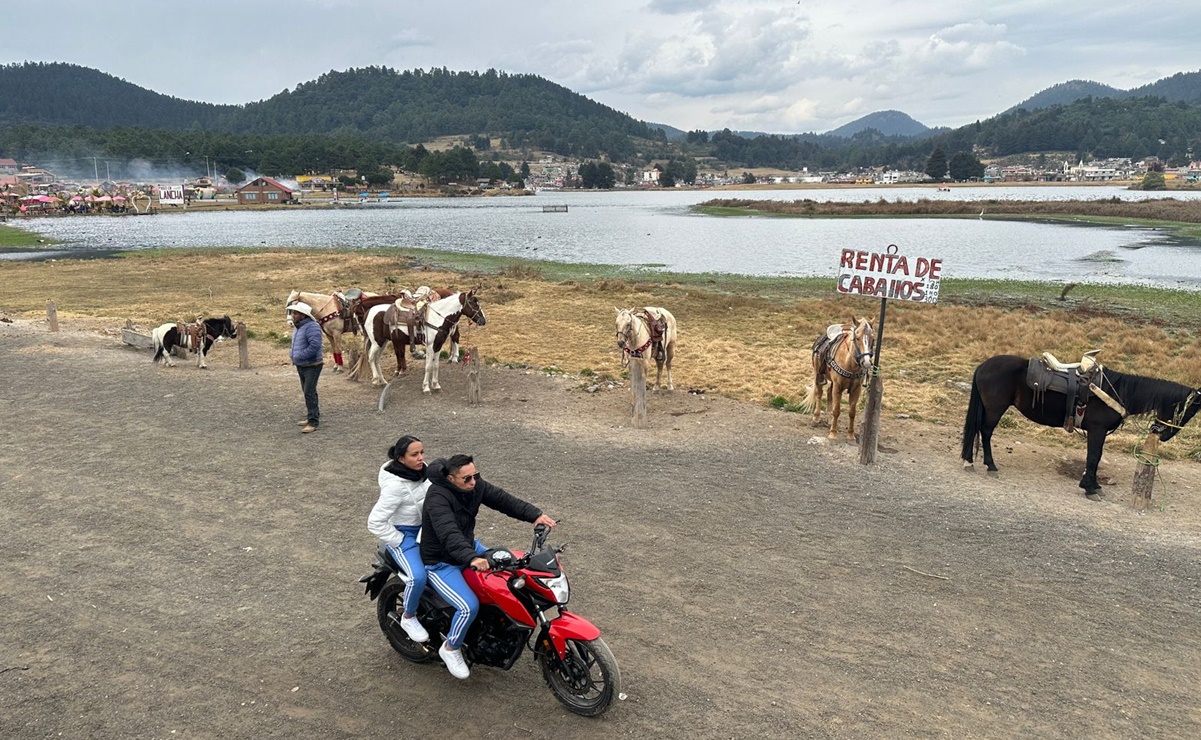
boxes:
[360,524,620,717]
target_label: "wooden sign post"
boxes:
[1132,433,1160,509]
[830,244,943,465]
[46,300,59,332]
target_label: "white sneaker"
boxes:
[438,643,470,679]
[399,615,429,643]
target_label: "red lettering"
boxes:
[928,259,942,280]
[840,249,856,269]
[854,251,868,270]
[893,256,909,275]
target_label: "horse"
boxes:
[614,307,677,391]
[351,288,465,385]
[417,290,486,393]
[285,289,377,372]
[150,315,236,369]
[799,318,874,440]
[961,354,1201,496]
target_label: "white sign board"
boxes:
[836,245,942,304]
[158,185,185,206]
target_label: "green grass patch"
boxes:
[0,223,56,250]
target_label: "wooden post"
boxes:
[46,301,59,332]
[858,374,883,464]
[630,360,648,428]
[1132,434,1160,509]
[859,297,888,464]
[236,321,250,369]
[466,346,481,404]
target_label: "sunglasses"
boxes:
[455,472,480,483]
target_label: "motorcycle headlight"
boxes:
[535,574,570,604]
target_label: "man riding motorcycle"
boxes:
[420,454,556,679]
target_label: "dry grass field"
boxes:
[3,248,1201,466]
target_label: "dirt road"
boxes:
[2,321,1200,739]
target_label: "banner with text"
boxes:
[836,245,942,303]
[157,185,184,206]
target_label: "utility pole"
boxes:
[93,157,99,183]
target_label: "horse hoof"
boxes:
[963,462,975,471]
[1085,491,1104,501]
[986,470,999,479]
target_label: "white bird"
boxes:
[978,207,985,220]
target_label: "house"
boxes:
[235,177,295,205]
[0,158,18,175]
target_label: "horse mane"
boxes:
[1105,368,1197,418]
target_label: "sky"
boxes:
[5,1,1201,135]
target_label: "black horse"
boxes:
[961,354,1201,496]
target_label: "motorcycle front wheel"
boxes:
[540,637,620,717]
[376,579,434,663]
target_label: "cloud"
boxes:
[646,0,718,14]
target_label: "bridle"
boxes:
[828,322,873,380]
[616,311,652,365]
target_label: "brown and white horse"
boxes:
[800,317,874,440]
[615,307,677,391]
[417,291,487,393]
[285,289,377,371]
[150,315,236,369]
[352,288,466,385]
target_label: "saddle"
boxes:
[383,289,434,350]
[174,320,206,353]
[635,308,668,361]
[334,290,366,334]
[1025,350,1105,432]
[811,324,861,383]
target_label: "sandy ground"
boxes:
[2,319,1200,740]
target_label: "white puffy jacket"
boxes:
[367,463,431,547]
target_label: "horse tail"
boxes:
[798,382,819,414]
[961,371,985,462]
[152,343,164,363]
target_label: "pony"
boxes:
[799,318,874,440]
[285,289,377,372]
[351,288,466,385]
[614,307,677,391]
[961,354,1201,496]
[150,316,236,369]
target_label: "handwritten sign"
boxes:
[836,245,941,303]
[157,185,185,206]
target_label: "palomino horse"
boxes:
[800,318,874,440]
[286,289,376,371]
[151,315,237,369]
[962,354,1201,496]
[615,307,677,391]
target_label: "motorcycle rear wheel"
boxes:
[540,637,620,717]
[376,579,434,663]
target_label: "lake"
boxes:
[7,186,1201,289]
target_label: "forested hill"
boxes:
[0,62,236,128]
[1008,70,1201,112]
[235,67,659,158]
[0,62,661,159]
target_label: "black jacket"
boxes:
[420,458,542,567]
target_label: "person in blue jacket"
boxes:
[288,302,324,433]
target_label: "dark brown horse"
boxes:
[961,354,1201,496]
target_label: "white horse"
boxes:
[419,291,487,393]
[615,307,677,391]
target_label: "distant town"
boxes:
[3,152,1199,216]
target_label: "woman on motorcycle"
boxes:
[421,454,556,679]
[367,435,431,644]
